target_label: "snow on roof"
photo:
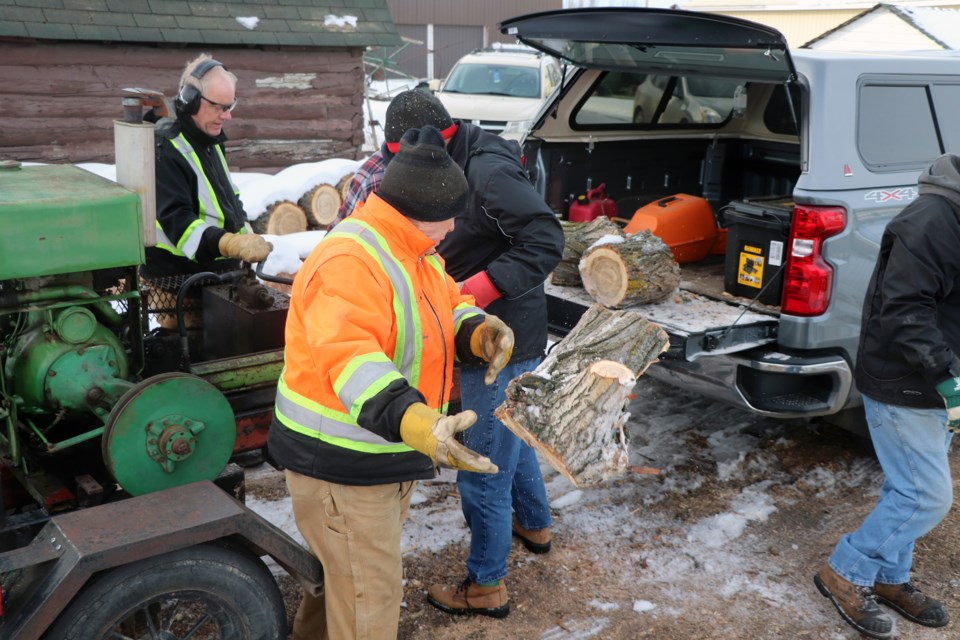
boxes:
[894,4,960,48]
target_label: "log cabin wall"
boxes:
[0,42,366,172]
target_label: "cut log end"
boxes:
[251,200,308,236]
[298,183,341,228]
[580,246,629,308]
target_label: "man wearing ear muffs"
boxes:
[142,53,271,282]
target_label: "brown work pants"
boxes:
[285,470,415,640]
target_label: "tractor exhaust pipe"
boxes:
[114,92,159,247]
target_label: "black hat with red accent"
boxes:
[377,125,468,222]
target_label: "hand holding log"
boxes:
[471,315,514,384]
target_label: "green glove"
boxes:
[469,314,515,385]
[935,376,960,431]
[399,403,498,474]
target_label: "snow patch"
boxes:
[633,599,656,613]
[236,16,259,30]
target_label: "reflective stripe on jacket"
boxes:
[274,194,482,457]
[154,133,242,259]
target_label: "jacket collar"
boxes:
[352,194,437,260]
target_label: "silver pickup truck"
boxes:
[500,7,960,428]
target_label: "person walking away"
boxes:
[814,153,960,639]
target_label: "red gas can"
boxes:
[568,183,618,222]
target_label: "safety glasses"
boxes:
[201,94,238,113]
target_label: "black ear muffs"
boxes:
[175,58,226,116]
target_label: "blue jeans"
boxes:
[829,395,954,587]
[457,358,552,584]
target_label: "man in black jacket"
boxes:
[337,90,564,617]
[814,154,960,640]
[143,53,271,281]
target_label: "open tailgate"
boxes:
[545,281,778,361]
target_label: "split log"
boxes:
[495,304,669,487]
[579,230,680,308]
[551,217,625,287]
[336,172,355,202]
[298,183,341,228]
[251,200,308,236]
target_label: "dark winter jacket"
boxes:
[439,123,564,362]
[142,114,246,279]
[855,154,960,408]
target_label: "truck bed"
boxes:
[545,258,779,361]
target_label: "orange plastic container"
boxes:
[623,194,722,263]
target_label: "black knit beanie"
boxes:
[377,125,468,222]
[385,90,454,144]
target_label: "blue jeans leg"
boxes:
[457,357,552,584]
[828,396,953,586]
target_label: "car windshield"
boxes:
[443,63,541,98]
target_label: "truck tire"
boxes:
[44,542,286,640]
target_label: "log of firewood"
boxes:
[579,230,680,308]
[495,304,669,487]
[250,200,308,236]
[551,217,625,287]
[298,183,341,228]
[336,172,355,202]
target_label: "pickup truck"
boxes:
[500,7,960,428]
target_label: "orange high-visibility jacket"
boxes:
[269,193,484,484]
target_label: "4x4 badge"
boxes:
[864,187,918,203]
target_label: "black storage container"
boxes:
[723,197,793,305]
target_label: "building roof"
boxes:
[0,0,401,48]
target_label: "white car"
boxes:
[435,46,561,135]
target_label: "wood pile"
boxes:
[252,180,348,236]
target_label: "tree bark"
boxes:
[251,200,308,236]
[297,183,341,228]
[579,230,680,308]
[551,217,625,287]
[336,171,355,203]
[495,304,669,487]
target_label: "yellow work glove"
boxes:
[400,403,499,474]
[470,314,514,385]
[218,232,273,262]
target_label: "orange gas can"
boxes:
[624,194,722,263]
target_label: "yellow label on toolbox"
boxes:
[737,246,765,289]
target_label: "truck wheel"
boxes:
[44,543,286,640]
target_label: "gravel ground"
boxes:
[248,376,960,640]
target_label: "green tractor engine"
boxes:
[0,162,238,505]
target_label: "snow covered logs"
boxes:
[551,217,625,287]
[579,230,680,308]
[494,304,669,487]
[252,177,352,236]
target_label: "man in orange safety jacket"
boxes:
[267,125,514,640]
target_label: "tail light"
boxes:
[781,205,846,316]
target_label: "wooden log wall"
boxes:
[0,42,369,171]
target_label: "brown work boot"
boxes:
[427,578,510,619]
[875,581,950,628]
[814,561,893,640]
[512,514,552,554]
